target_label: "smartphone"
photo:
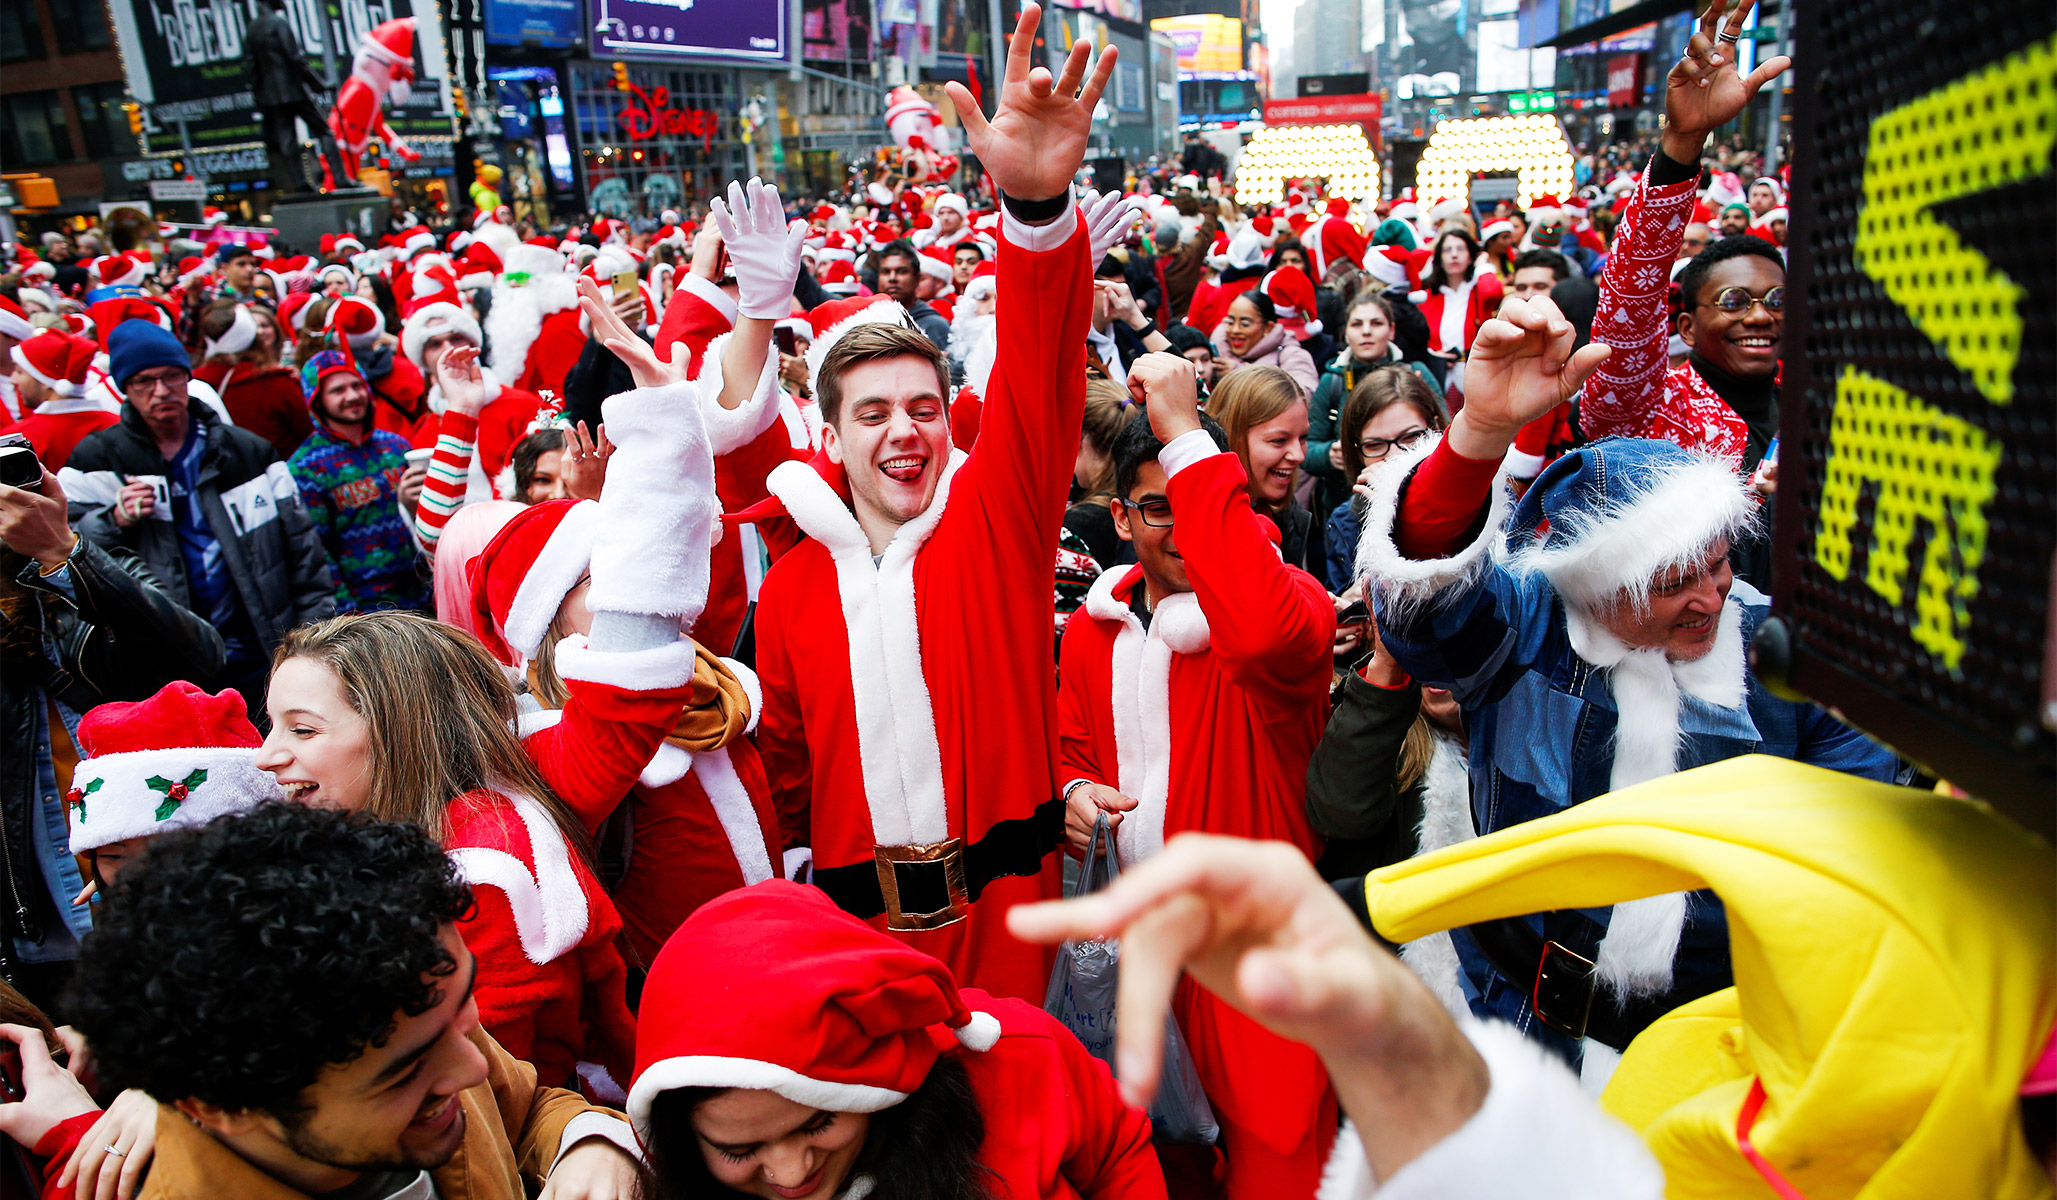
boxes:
[0,437,42,493]
[773,325,798,357]
[714,244,733,281]
[611,269,639,302]
[0,1043,22,1103]
[1337,599,1370,626]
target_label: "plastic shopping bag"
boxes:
[1043,814,1219,1146]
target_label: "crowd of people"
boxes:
[0,2,2048,1197]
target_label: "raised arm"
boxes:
[1582,0,1789,440]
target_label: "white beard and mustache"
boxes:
[951,310,996,397]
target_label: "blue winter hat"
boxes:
[106,319,191,391]
[1506,436,1757,612]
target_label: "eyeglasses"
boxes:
[1122,498,1176,527]
[124,368,190,395]
[1358,427,1432,460]
[1700,285,1786,315]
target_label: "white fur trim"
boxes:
[200,304,257,362]
[1502,446,1546,479]
[447,791,590,964]
[553,1110,636,1168]
[952,1010,1001,1051]
[722,657,762,735]
[592,380,717,628]
[1316,1119,1371,1200]
[485,273,578,383]
[10,343,79,397]
[627,1057,909,1139]
[695,330,784,455]
[804,298,914,399]
[692,747,776,885]
[1001,189,1082,253]
[677,272,739,325]
[553,633,698,692]
[1360,1021,1664,1200]
[1081,566,1211,866]
[67,748,284,854]
[783,846,813,882]
[764,451,969,847]
[641,742,694,790]
[1396,736,1475,1018]
[1355,433,1513,616]
[402,301,482,368]
[1156,429,1222,479]
[1506,453,1755,613]
[504,501,602,658]
[1578,1039,1623,1095]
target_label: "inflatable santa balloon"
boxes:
[883,86,959,182]
[329,18,423,183]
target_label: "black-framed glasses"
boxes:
[1358,427,1432,460]
[1122,498,1176,527]
[124,368,190,395]
[1700,285,1786,315]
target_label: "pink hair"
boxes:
[433,501,526,629]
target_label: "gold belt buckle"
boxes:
[874,838,969,931]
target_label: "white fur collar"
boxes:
[761,449,970,848]
[445,789,589,964]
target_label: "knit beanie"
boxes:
[106,319,190,390]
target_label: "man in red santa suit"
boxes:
[486,242,585,400]
[328,18,423,183]
[1057,351,1338,1196]
[1,329,114,469]
[714,5,1138,1003]
[912,191,974,251]
[399,301,548,540]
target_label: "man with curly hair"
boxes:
[10,804,640,1198]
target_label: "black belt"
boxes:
[812,799,1063,931]
[1465,917,1682,1051]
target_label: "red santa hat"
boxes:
[326,294,387,350]
[933,191,969,217]
[277,291,318,338]
[0,297,32,341]
[88,297,174,349]
[11,329,95,396]
[1525,194,1567,225]
[92,252,151,291]
[626,880,1001,1139]
[359,16,415,69]
[1308,214,1367,278]
[803,294,914,396]
[400,300,483,368]
[1261,268,1322,336]
[202,207,229,226]
[456,241,503,289]
[58,313,93,341]
[960,259,997,305]
[817,259,861,296]
[66,681,283,856]
[333,233,366,257]
[917,245,955,283]
[1224,215,1276,272]
[1480,219,1515,244]
[401,263,461,315]
[467,498,604,665]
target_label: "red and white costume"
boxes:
[3,329,114,469]
[486,245,586,400]
[445,783,636,1096]
[328,19,422,183]
[746,202,1092,1003]
[1579,164,1751,467]
[628,881,1165,1200]
[468,378,784,971]
[1058,437,1338,1197]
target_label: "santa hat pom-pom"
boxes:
[952,1011,1001,1052]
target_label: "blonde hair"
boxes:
[1078,379,1131,499]
[1204,365,1306,514]
[273,612,593,863]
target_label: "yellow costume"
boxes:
[1364,756,2055,1198]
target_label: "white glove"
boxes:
[1082,188,1146,265]
[710,177,805,320]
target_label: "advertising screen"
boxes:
[592,0,787,61]
[1149,14,1242,74]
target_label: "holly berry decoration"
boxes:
[146,768,209,821]
[66,777,104,819]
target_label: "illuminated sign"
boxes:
[1413,113,1575,211]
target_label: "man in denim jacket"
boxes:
[1356,293,1897,1080]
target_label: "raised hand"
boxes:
[1126,351,1202,442]
[577,276,687,390]
[944,4,1117,203]
[431,343,490,418]
[559,421,615,502]
[1663,0,1790,159]
[1083,188,1146,262]
[1446,294,1610,461]
[710,177,805,320]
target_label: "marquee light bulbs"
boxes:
[1414,114,1578,212]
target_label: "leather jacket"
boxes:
[0,539,225,978]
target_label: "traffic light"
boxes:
[611,62,631,92]
[124,102,143,136]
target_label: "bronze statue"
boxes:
[245,0,342,192]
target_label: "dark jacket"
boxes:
[244,8,325,109]
[62,399,336,658]
[1305,671,1430,880]
[0,540,225,971]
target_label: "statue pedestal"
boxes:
[268,188,384,255]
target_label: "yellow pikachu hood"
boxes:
[1362,755,2055,1199]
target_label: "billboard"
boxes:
[105,0,452,162]
[1263,92,1381,126]
[484,0,579,47]
[592,0,787,61]
[1052,0,1142,24]
[1149,14,1242,74]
